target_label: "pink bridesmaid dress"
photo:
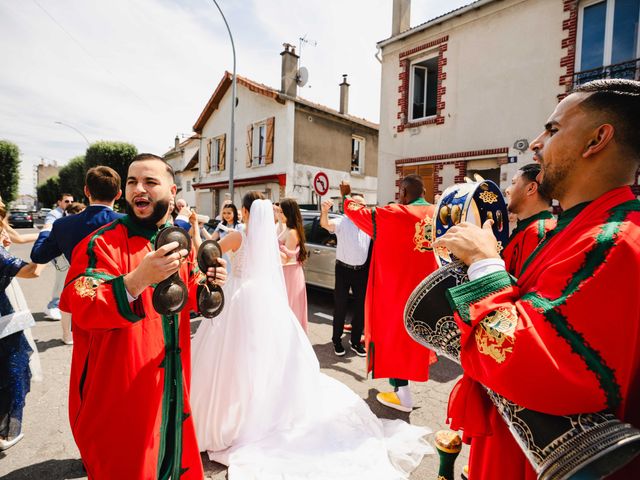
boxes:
[278,229,308,332]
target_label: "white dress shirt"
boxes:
[334,216,371,267]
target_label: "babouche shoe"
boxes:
[376,391,413,412]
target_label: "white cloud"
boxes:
[0,0,472,196]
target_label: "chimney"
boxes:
[339,74,350,115]
[174,135,180,149]
[392,0,411,36]
[280,43,299,97]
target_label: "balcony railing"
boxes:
[573,58,640,86]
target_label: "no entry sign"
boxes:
[313,172,329,196]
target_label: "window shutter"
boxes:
[246,125,253,167]
[265,117,275,164]
[219,135,226,171]
[206,139,212,173]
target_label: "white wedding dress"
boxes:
[190,200,434,479]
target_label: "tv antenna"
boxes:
[297,35,317,88]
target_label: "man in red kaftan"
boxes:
[436,79,640,479]
[341,176,438,412]
[61,154,226,480]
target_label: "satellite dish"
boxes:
[296,66,309,87]
[513,138,529,152]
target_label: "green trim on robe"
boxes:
[111,275,144,323]
[446,270,515,325]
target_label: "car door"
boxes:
[303,214,337,289]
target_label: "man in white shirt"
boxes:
[320,195,371,357]
[43,192,73,320]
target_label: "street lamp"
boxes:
[54,121,90,147]
[210,0,236,202]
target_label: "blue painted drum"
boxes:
[433,179,509,266]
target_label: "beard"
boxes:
[125,198,171,230]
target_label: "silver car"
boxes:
[301,211,340,290]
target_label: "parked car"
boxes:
[8,210,34,228]
[36,208,51,220]
[301,210,340,290]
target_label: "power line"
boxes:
[31,0,152,110]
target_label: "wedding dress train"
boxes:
[190,200,433,479]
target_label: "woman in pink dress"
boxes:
[277,198,309,332]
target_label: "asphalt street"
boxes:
[0,228,468,479]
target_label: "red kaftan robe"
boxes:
[343,197,438,381]
[446,187,640,479]
[501,210,556,278]
[60,216,205,480]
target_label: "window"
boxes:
[351,136,365,174]
[410,55,439,121]
[246,117,275,168]
[205,135,226,173]
[577,0,640,74]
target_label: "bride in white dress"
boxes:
[190,192,434,479]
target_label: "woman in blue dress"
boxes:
[0,204,43,451]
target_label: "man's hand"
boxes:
[124,241,188,297]
[206,257,227,287]
[433,220,500,266]
[321,199,334,213]
[188,209,198,226]
[339,181,351,197]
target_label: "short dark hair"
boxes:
[572,79,640,160]
[401,174,424,199]
[85,166,121,202]
[518,163,551,205]
[58,192,73,201]
[129,153,175,180]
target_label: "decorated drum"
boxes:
[434,179,509,266]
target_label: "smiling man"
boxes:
[435,79,640,479]
[61,154,227,479]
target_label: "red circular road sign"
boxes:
[313,172,329,196]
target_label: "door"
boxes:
[400,164,435,202]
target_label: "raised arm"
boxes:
[320,200,337,233]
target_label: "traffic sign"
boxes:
[313,172,329,196]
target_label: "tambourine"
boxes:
[434,178,509,266]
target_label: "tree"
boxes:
[58,156,86,203]
[84,141,137,209]
[36,176,60,209]
[0,140,21,204]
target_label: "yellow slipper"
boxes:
[376,391,412,412]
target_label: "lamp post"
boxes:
[54,121,90,147]
[210,0,236,202]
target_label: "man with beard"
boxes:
[435,79,640,479]
[501,163,556,277]
[60,154,227,479]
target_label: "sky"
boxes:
[1,0,471,196]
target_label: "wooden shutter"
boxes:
[218,135,226,171]
[265,117,275,164]
[206,139,212,173]
[246,125,253,167]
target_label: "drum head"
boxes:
[404,260,468,362]
[152,277,188,315]
[154,226,192,253]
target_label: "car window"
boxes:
[302,215,316,243]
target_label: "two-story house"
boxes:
[163,134,200,207]
[192,44,378,218]
[377,0,640,204]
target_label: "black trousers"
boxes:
[332,262,368,346]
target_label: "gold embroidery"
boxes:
[413,216,433,252]
[74,276,104,300]
[478,191,498,204]
[475,306,518,363]
[496,240,503,254]
[347,201,363,211]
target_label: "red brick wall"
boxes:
[394,147,509,200]
[397,35,449,132]
[559,0,579,100]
